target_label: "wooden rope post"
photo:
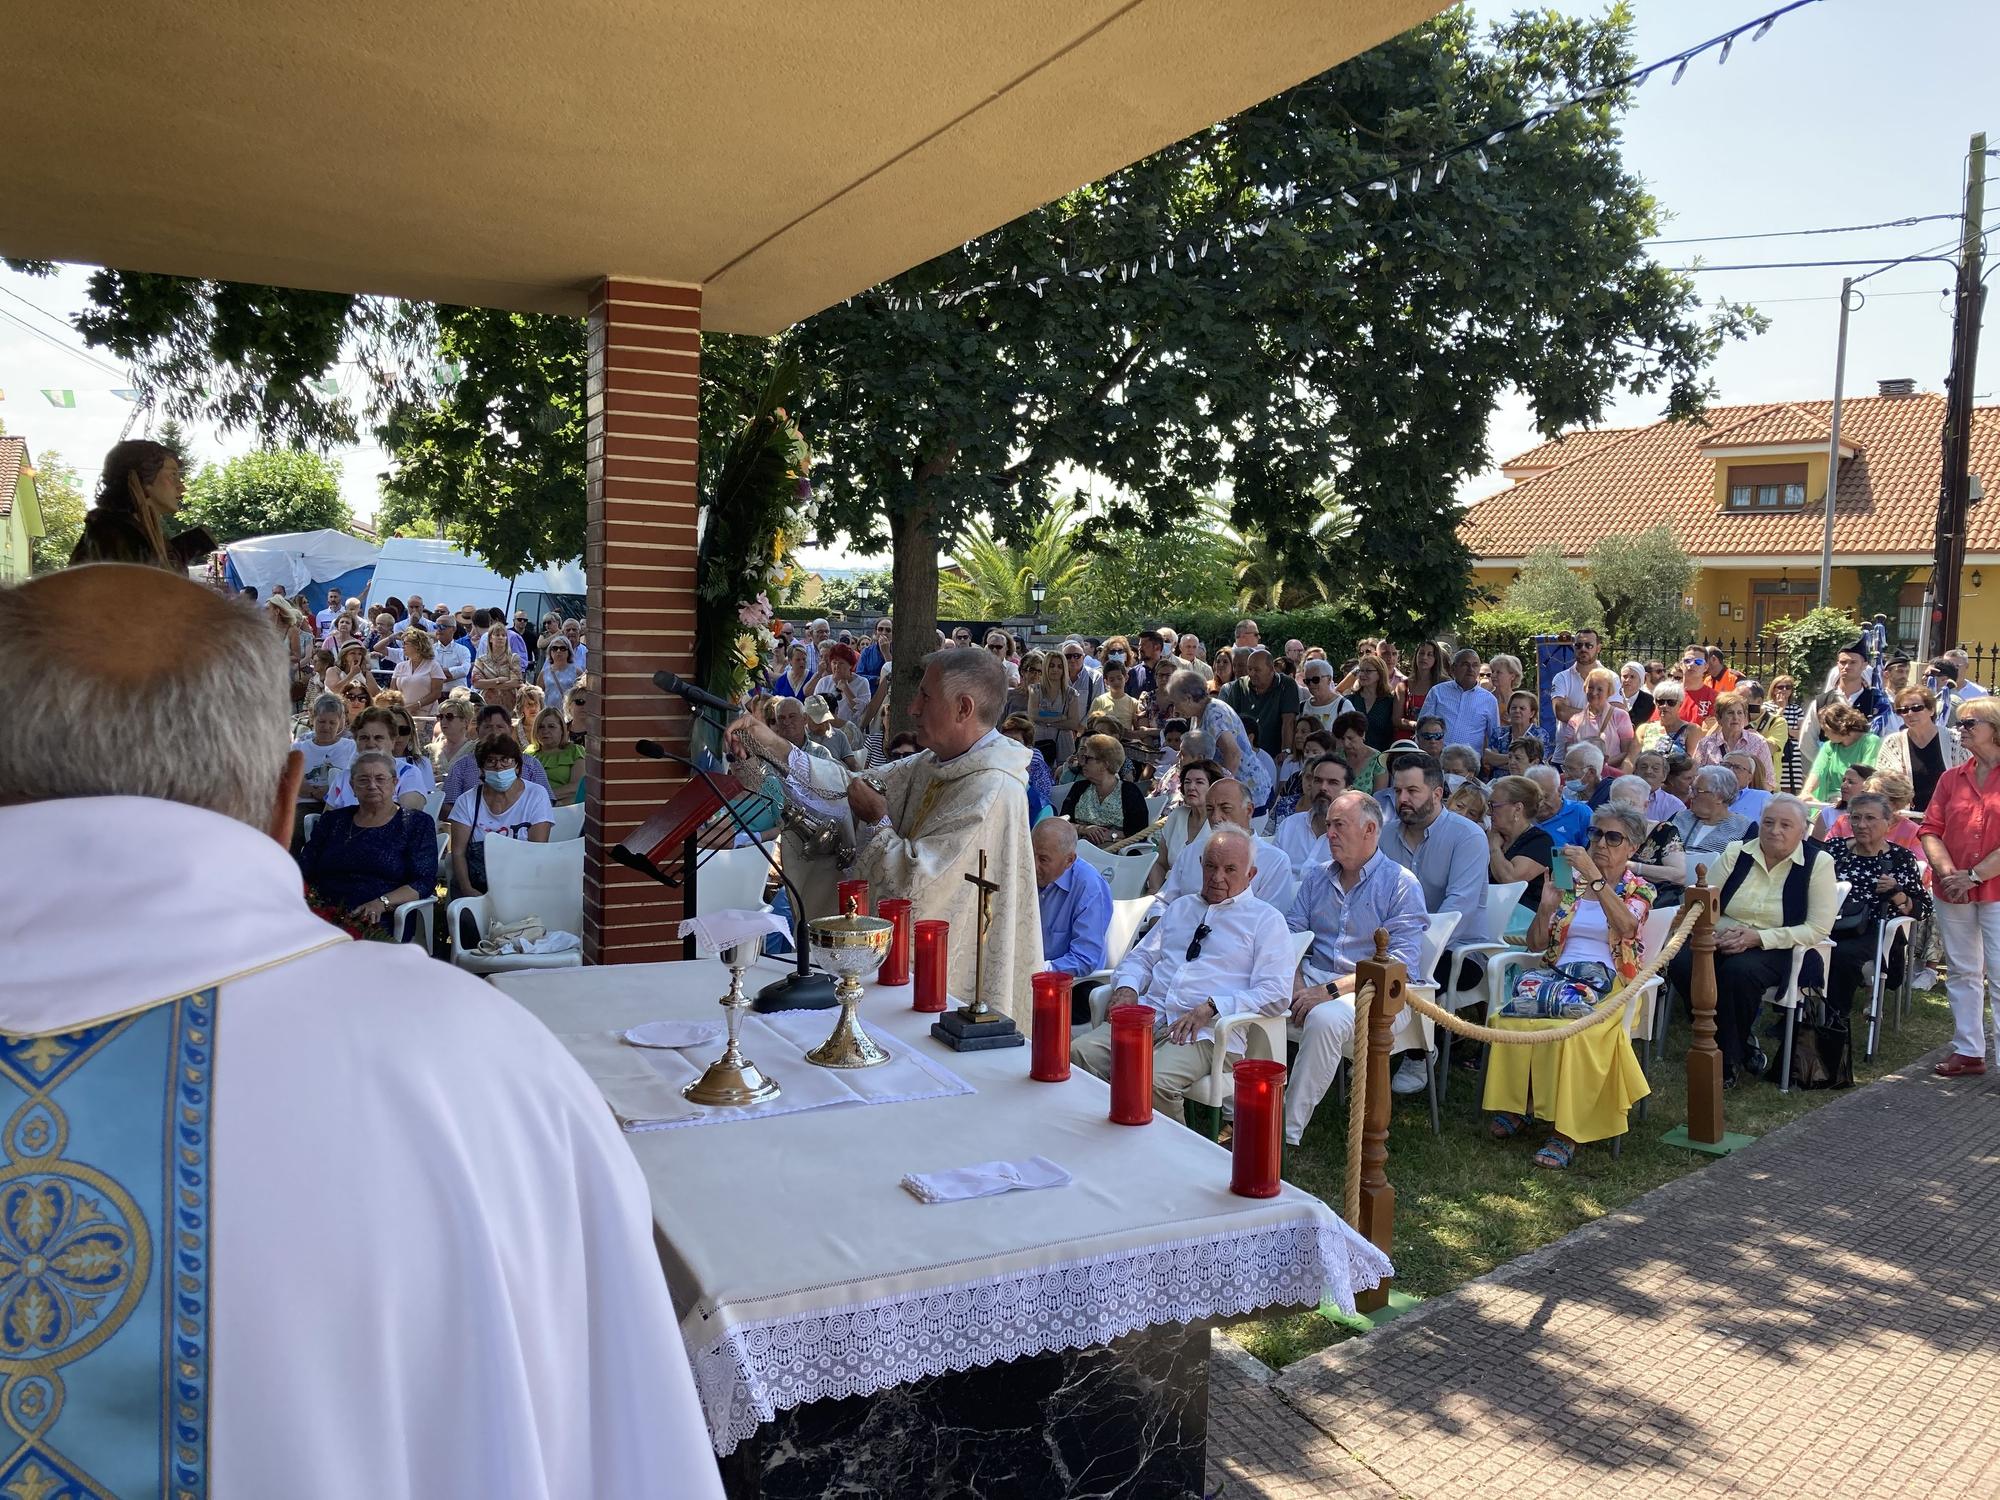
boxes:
[1684,861,1724,1145]
[1352,928,1407,1315]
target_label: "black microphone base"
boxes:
[754,969,839,1012]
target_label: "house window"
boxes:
[1725,463,1809,510]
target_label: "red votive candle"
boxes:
[877,898,913,987]
[1030,972,1073,1081]
[1228,1060,1286,1198]
[837,879,870,918]
[1108,1004,1156,1125]
[913,920,949,1012]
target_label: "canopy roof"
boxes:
[4,1,1441,333]
[221,529,381,600]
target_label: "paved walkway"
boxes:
[1209,1048,2000,1499]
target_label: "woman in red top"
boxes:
[1917,697,2000,1077]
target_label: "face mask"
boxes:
[1563,779,1585,799]
[484,768,518,791]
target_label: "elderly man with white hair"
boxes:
[1151,776,1297,916]
[1665,793,1837,1086]
[0,565,722,1498]
[1071,827,1293,1126]
[1283,791,1428,1146]
[1563,741,1608,808]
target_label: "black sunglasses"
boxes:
[1186,923,1212,962]
[1587,828,1629,846]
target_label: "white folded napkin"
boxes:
[901,1156,1073,1205]
[678,908,791,953]
[621,1020,725,1050]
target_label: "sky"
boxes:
[0,0,1992,566]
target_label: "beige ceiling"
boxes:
[4,1,1443,334]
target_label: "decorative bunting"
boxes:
[41,389,75,408]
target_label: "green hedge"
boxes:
[1458,607,1568,665]
[1057,604,1366,660]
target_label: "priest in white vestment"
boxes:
[731,646,1042,1021]
[0,565,722,1500]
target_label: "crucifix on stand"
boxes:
[931,849,1025,1051]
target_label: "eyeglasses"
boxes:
[1186,922,1212,962]
[1418,731,1444,742]
[1900,704,1930,716]
[1064,652,1083,660]
[1587,828,1629,846]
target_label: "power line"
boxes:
[1670,256,1961,272]
[0,283,90,338]
[1645,212,1960,245]
[0,305,127,380]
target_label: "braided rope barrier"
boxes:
[1339,900,1704,1227]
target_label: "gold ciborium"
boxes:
[683,939,782,1106]
[804,914,893,1068]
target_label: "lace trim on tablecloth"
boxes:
[685,1217,1392,1456]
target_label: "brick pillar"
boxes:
[583,278,702,964]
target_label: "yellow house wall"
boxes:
[0,507,28,583]
[1707,449,1833,510]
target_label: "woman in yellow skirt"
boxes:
[1484,801,1654,1168]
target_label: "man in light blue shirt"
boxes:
[1420,649,1502,761]
[1034,822,1113,1011]
[1283,791,1427,1145]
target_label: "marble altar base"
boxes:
[718,1321,1210,1498]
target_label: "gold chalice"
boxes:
[804,914,893,1068]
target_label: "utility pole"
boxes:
[1933,131,1987,650]
[1819,277,1855,607]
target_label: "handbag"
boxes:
[1830,885,1874,938]
[1769,990,1853,1090]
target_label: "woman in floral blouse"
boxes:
[1827,790,1930,1017]
[1484,801,1656,1171]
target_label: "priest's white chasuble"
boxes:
[861,732,1044,1019]
[0,797,723,1500]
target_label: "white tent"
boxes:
[221,529,381,600]
[365,538,585,617]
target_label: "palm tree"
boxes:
[939,497,1090,619]
[1224,481,1354,610]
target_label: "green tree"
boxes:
[938,496,1090,621]
[1503,546,1601,632]
[1588,525,1699,646]
[1853,565,1911,628]
[816,568,893,616]
[1226,488,1355,611]
[181,449,352,544]
[28,449,86,573]
[154,416,199,473]
[1772,606,1858,690]
[1069,506,1234,628]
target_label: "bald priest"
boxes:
[730,647,1042,1021]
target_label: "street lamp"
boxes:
[1029,577,1046,642]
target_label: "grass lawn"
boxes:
[1226,982,1957,1369]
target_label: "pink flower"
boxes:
[738,593,773,628]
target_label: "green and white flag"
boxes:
[41,389,75,408]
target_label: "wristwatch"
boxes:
[1585,877,1607,893]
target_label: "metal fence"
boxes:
[1603,635,2000,688]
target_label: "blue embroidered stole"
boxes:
[0,989,215,1498]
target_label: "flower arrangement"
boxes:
[694,358,812,714]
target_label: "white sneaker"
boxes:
[1390,1057,1429,1095]
[1913,968,1937,993]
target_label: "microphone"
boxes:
[630,737,837,1011]
[652,670,737,718]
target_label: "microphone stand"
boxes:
[633,725,839,1012]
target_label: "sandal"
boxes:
[1489,1112,1527,1140]
[1533,1137,1577,1170]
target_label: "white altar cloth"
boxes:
[497,956,1393,1456]
[559,1008,973,1131]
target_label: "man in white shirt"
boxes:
[0,563,722,1500]
[1550,628,1619,721]
[1071,828,1293,1125]
[563,616,588,672]
[314,586,341,631]
[1152,777,1296,916]
[1273,755,1347,869]
[433,615,473,691]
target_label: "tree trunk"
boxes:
[887,501,939,736]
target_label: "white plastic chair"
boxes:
[1766,879,1846,1092]
[695,844,773,917]
[1075,840,1156,901]
[1183,928,1315,1130]
[422,789,446,823]
[1436,881,1527,1090]
[1085,897,1165,1025]
[545,801,586,842]
[447,836,586,976]
[1144,792,1172,820]
[1862,912,1917,1060]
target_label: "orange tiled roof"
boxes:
[1462,393,2000,562]
[1696,403,1838,451]
[0,438,24,519]
[1498,427,1638,474]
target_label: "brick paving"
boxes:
[1209,1050,2000,1499]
